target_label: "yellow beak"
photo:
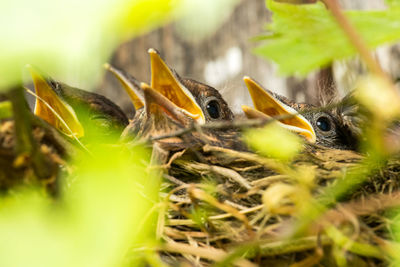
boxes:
[141,82,194,126]
[148,48,205,123]
[242,76,316,143]
[104,63,144,110]
[27,65,84,138]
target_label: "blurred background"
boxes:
[97,0,400,118]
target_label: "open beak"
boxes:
[104,63,144,110]
[148,48,205,123]
[27,65,84,138]
[141,82,194,126]
[242,76,316,143]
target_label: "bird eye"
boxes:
[316,116,331,132]
[206,100,221,119]
[48,79,58,89]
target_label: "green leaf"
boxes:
[254,0,400,76]
[0,0,180,91]
[175,0,240,40]
[244,122,303,161]
[0,144,159,267]
[0,101,12,119]
[386,0,400,8]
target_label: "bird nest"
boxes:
[156,142,400,266]
[0,118,70,193]
[3,115,400,266]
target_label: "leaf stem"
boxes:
[321,0,386,78]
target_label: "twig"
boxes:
[150,118,266,141]
[214,235,332,267]
[290,244,323,267]
[164,227,209,239]
[160,242,257,267]
[258,235,332,256]
[251,174,290,187]
[167,204,264,226]
[163,149,187,169]
[161,192,191,203]
[150,101,345,142]
[224,200,251,211]
[322,0,386,78]
[210,165,252,190]
[189,187,254,236]
[324,190,400,219]
[163,174,187,186]
[325,225,386,260]
[202,145,294,175]
[174,160,252,190]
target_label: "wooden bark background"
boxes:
[97,0,400,118]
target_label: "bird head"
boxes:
[242,76,316,143]
[28,65,128,142]
[242,76,358,150]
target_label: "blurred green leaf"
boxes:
[0,144,158,267]
[356,75,400,121]
[273,0,317,4]
[244,122,303,161]
[325,226,385,260]
[255,0,400,76]
[175,0,240,40]
[0,0,180,91]
[386,0,400,8]
[0,101,12,119]
[111,0,180,39]
[262,182,301,215]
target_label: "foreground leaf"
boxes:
[0,0,179,91]
[0,145,158,267]
[255,0,400,76]
[244,122,303,161]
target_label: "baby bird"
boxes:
[28,65,128,142]
[106,49,245,151]
[147,48,233,123]
[242,77,357,150]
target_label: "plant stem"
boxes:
[322,0,386,78]
[8,86,35,156]
[7,85,53,179]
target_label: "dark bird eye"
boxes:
[48,79,58,89]
[206,100,221,119]
[316,116,331,132]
